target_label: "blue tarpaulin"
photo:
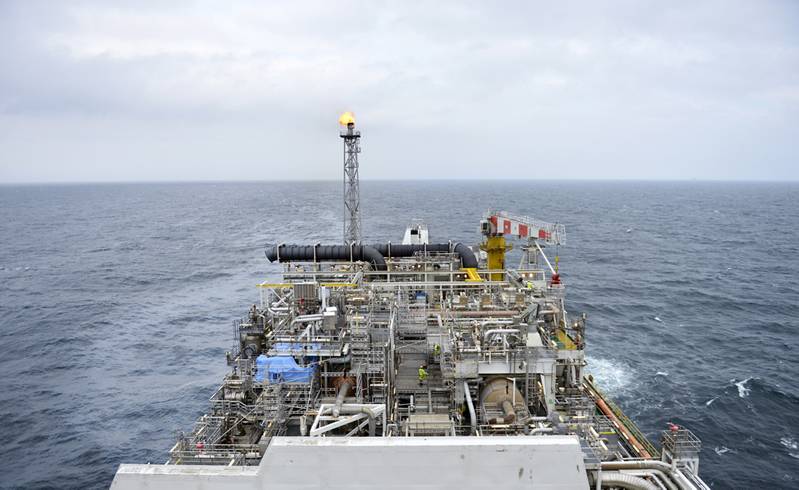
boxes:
[255,354,315,383]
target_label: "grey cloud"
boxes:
[0,0,797,182]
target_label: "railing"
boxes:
[584,377,660,458]
[661,428,701,459]
[401,419,457,436]
[593,414,615,435]
[555,393,595,416]
[170,441,263,465]
[476,423,525,435]
[546,284,566,299]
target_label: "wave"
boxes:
[184,270,235,282]
[780,437,799,460]
[733,377,755,398]
[709,377,799,406]
[585,356,636,396]
[781,437,797,450]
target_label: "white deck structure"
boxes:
[112,436,589,489]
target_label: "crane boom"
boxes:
[482,210,565,245]
[479,210,565,281]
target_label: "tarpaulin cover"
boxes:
[255,354,315,383]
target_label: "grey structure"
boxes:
[341,121,361,245]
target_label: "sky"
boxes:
[0,1,797,183]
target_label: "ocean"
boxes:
[0,181,797,489]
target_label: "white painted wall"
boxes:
[112,436,589,489]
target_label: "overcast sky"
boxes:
[0,1,797,183]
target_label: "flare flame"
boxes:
[338,111,356,126]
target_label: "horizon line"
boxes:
[1,177,798,186]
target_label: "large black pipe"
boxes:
[265,245,387,271]
[454,243,478,269]
[371,243,478,269]
[265,242,478,270]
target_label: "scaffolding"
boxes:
[166,218,707,490]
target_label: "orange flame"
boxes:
[338,111,355,126]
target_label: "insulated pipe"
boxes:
[483,328,520,343]
[265,244,387,271]
[452,243,478,269]
[265,242,478,271]
[481,378,525,425]
[623,470,679,490]
[601,462,694,490]
[323,353,352,366]
[600,472,660,490]
[292,314,323,325]
[500,400,517,424]
[332,380,352,417]
[371,243,478,269]
[602,463,691,490]
[464,381,477,435]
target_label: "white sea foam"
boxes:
[714,446,731,455]
[656,371,668,377]
[781,437,798,450]
[585,357,634,396]
[782,437,799,459]
[735,377,753,398]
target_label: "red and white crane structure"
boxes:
[480,210,565,282]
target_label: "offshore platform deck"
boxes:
[112,114,711,490]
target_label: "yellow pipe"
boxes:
[462,268,482,282]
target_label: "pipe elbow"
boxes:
[359,245,387,271]
[453,242,478,269]
[265,244,280,262]
[600,472,660,490]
